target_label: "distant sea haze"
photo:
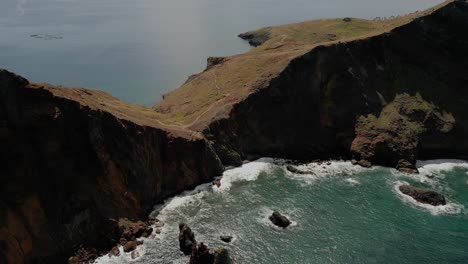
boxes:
[0,0,443,105]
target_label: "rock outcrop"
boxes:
[399,185,446,206]
[269,212,291,228]
[189,243,233,264]
[0,69,223,263]
[156,0,468,170]
[179,223,197,255]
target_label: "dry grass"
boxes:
[152,1,453,128]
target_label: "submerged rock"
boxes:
[399,185,446,206]
[269,211,291,228]
[220,235,233,243]
[179,223,197,255]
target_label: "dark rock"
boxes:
[220,235,233,243]
[189,243,214,264]
[207,57,227,70]
[399,185,446,206]
[396,159,419,174]
[269,211,291,228]
[214,248,233,264]
[68,247,100,264]
[357,159,372,168]
[343,17,352,22]
[155,228,161,234]
[213,179,221,188]
[238,29,271,47]
[109,246,120,257]
[351,159,358,165]
[286,165,313,175]
[179,223,196,255]
[123,241,139,253]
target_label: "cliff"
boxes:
[2,0,468,263]
[0,70,223,263]
[155,0,468,168]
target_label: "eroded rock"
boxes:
[179,223,196,255]
[399,185,446,206]
[220,235,233,243]
[269,211,291,228]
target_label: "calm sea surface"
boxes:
[0,0,443,105]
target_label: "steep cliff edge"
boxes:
[155,0,468,169]
[0,70,223,263]
[2,0,468,263]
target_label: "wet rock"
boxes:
[357,159,372,168]
[213,179,222,188]
[142,226,153,237]
[68,247,99,264]
[399,185,446,206]
[179,223,196,255]
[214,248,233,264]
[123,240,139,253]
[351,159,358,165]
[396,159,418,174]
[154,221,165,228]
[155,228,162,234]
[220,235,233,243]
[286,165,313,175]
[109,246,120,257]
[269,211,291,228]
[131,251,140,259]
[189,243,214,264]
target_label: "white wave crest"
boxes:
[393,181,464,215]
[215,158,278,192]
[417,159,468,177]
[345,178,361,186]
[285,160,369,184]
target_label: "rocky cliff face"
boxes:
[2,1,468,263]
[201,1,468,169]
[0,70,223,263]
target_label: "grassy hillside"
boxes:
[153,1,452,128]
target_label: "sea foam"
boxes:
[285,160,369,184]
[215,158,278,192]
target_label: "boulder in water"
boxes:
[123,240,142,253]
[269,211,291,228]
[399,185,446,206]
[220,235,233,243]
[286,165,313,175]
[179,223,197,255]
[214,248,233,264]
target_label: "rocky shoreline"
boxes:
[1,1,468,263]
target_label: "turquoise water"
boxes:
[96,159,468,264]
[0,0,443,105]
